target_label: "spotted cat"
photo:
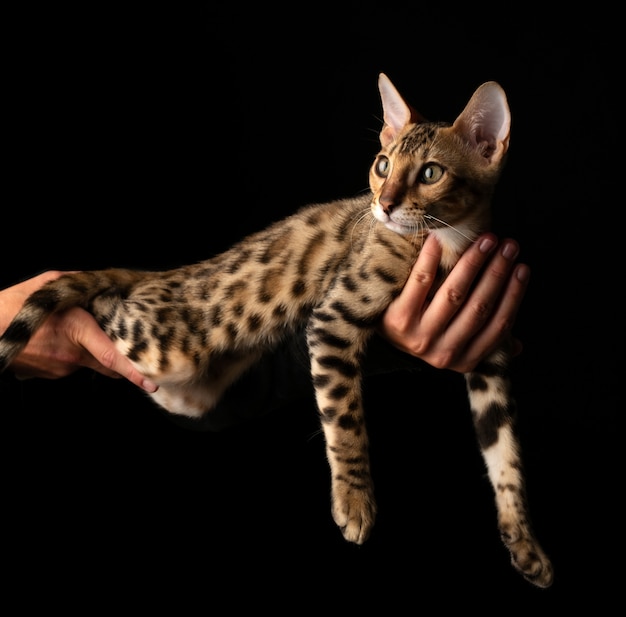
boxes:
[0,74,553,587]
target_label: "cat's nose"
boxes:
[380,200,395,215]
[379,182,403,214]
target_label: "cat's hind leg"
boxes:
[139,351,263,419]
[479,423,554,588]
[466,358,554,588]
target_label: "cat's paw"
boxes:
[500,524,554,588]
[331,483,377,545]
[507,538,554,588]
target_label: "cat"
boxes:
[0,73,553,588]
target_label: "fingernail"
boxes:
[479,237,496,253]
[516,264,530,282]
[142,378,159,393]
[501,241,519,260]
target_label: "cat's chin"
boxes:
[384,221,415,235]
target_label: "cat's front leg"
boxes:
[307,317,376,544]
[322,410,377,545]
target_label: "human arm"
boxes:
[0,271,158,392]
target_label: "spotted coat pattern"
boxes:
[0,75,552,588]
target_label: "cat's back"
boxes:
[123,194,364,356]
[176,193,376,292]
[139,190,417,351]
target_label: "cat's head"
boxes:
[370,73,510,267]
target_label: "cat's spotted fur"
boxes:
[0,74,553,587]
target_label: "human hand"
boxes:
[0,271,158,392]
[380,233,530,373]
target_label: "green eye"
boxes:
[421,164,444,184]
[375,156,390,177]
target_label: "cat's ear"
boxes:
[378,73,426,147]
[453,81,511,165]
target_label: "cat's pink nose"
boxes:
[379,199,396,215]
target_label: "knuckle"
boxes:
[98,347,118,371]
[495,316,514,335]
[427,349,456,370]
[470,300,492,321]
[37,270,66,285]
[388,312,413,336]
[45,270,65,280]
[47,364,74,379]
[413,269,436,287]
[408,335,433,358]
[487,262,510,282]
[446,287,465,306]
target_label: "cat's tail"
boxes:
[0,269,147,373]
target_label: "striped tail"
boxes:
[0,269,146,373]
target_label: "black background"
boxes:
[3,3,621,611]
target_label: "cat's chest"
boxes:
[331,226,419,305]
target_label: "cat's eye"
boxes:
[420,164,444,184]
[375,156,390,177]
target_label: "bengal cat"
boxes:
[0,73,553,588]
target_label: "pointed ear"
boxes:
[378,73,426,147]
[452,81,511,165]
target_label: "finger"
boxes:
[419,233,498,334]
[472,238,520,300]
[442,238,519,343]
[68,310,159,392]
[461,262,530,365]
[398,234,443,308]
[90,346,158,393]
[381,234,442,334]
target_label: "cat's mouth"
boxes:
[372,203,426,236]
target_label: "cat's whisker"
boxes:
[409,219,428,245]
[424,214,474,242]
[306,428,324,442]
[350,207,374,246]
[368,212,379,237]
